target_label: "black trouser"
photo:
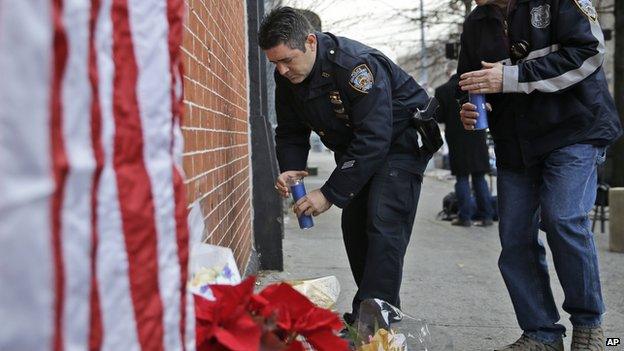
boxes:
[341,159,422,315]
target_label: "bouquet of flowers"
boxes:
[350,299,432,351]
[194,276,350,351]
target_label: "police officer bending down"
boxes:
[259,7,432,325]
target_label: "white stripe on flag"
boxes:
[164,1,192,349]
[0,0,55,350]
[128,0,183,349]
[60,1,96,349]
[94,0,141,349]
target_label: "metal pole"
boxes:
[420,0,428,88]
[246,0,285,271]
[610,188,624,252]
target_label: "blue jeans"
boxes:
[497,144,606,343]
[455,173,493,221]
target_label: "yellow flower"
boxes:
[190,266,219,287]
[357,328,406,351]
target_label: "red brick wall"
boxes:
[181,0,253,270]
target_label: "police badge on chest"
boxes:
[531,4,550,28]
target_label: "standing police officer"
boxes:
[459,0,622,350]
[258,7,432,324]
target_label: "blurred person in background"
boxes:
[435,61,494,227]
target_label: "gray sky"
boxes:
[272,0,466,62]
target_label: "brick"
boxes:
[181,0,251,270]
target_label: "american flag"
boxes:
[0,0,193,350]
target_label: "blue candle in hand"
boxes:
[469,93,489,130]
[289,178,314,230]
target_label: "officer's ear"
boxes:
[305,34,317,52]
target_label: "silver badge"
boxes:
[531,4,550,29]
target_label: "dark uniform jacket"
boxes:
[435,74,491,176]
[501,0,622,166]
[458,3,524,170]
[274,32,430,208]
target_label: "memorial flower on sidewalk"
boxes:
[356,329,406,351]
[194,277,261,351]
[194,277,349,351]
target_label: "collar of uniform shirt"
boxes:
[300,32,336,96]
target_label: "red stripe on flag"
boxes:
[173,169,189,350]
[50,0,69,350]
[88,0,104,349]
[167,1,189,349]
[167,0,183,131]
[111,1,165,350]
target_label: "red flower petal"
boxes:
[194,297,217,322]
[249,293,269,314]
[294,307,343,333]
[210,276,256,317]
[195,319,216,346]
[304,329,350,351]
[260,331,288,350]
[195,277,261,350]
[213,313,261,351]
[284,340,305,351]
[259,283,315,320]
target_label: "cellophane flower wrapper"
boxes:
[354,300,432,351]
[188,243,241,300]
[285,275,340,309]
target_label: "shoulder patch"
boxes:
[573,0,597,22]
[349,64,374,94]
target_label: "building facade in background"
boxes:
[181,0,254,270]
[182,0,283,273]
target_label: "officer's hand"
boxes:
[275,170,309,198]
[294,189,332,217]
[459,61,503,94]
[460,103,479,130]
[460,102,492,131]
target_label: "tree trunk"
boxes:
[463,0,472,18]
[611,0,624,187]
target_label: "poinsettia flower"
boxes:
[284,340,305,351]
[257,283,349,351]
[195,277,262,351]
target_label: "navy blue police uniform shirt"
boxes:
[274,32,430,208]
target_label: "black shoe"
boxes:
[475,219,493,227]
[451,218,472,227]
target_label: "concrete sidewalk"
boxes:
[258,151,624,350]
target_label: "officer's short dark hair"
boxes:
[258,6,314,52]
[297,9,322,32]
